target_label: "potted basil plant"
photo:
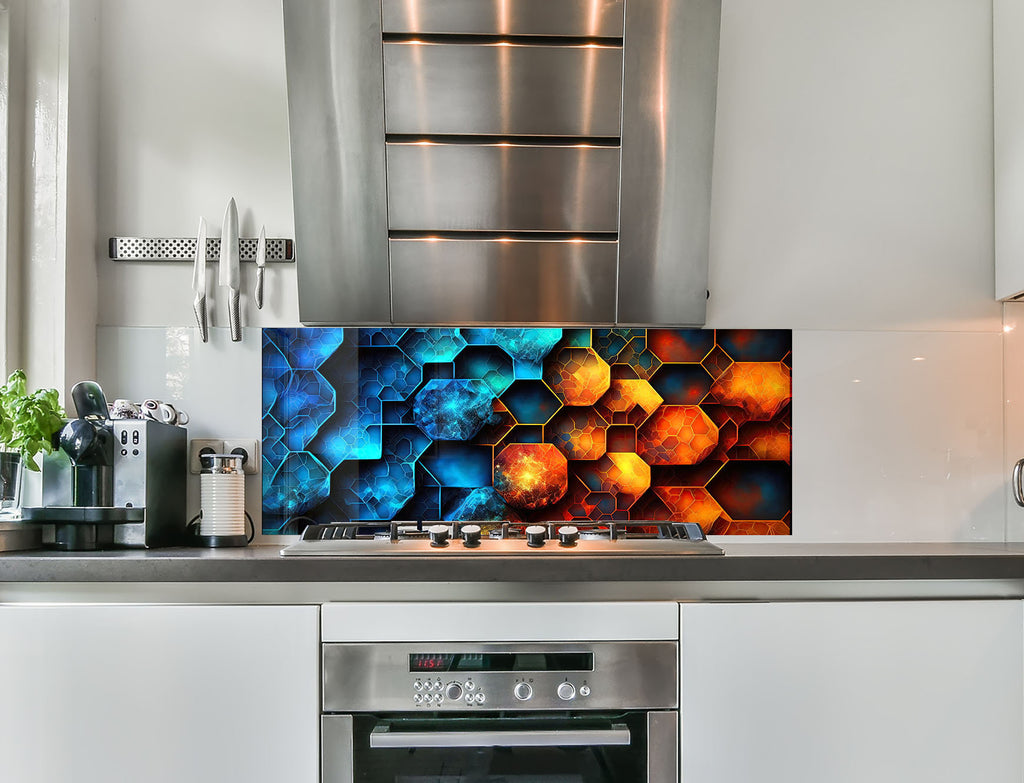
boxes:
[0,370,65,515]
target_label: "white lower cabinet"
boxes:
[0,604,319,783]
[679,600,1023,783]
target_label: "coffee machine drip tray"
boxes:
[20,506,146,551]
[22,507,145,524]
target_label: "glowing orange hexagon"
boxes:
[712,518,791,535]
[544,347,611,406]
[493,443,568,510]
[736,422,791,462]
[546,408,608,461]
[594,379,664,426]
[710,362,791,421]
[592,452,652,498]
[637,405,719,466]
[653,487,724,532]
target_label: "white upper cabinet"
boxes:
[996,0,1024,299]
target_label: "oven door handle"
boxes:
[369,723,632,748]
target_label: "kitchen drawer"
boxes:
[384,42,623,137]
[386,142,621,232]
[389,238,617,323]
[381,0,625,37]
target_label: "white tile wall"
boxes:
[97,325,1008,543]
[788,330,1004,542]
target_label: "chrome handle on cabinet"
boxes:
[369,724,631,749]
[1013,459,1024,507]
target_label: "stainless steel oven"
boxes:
[321,641,678,783]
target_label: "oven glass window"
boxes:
[348,713,648,783]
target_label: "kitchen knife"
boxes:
[254,224,266,310]
[192,216,209,342]
[219,197,241,342]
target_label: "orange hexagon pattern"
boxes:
[493,443,568,510]
[653,486,725,532]
[637,405,720,466]
[544,347,611,406]
[546,408,608,461]
[595,378,664,426]
[711,362,791,421]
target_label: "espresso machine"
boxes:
[22,381,187,550]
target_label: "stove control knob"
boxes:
[461,524,482,548]
[557,682,576,701]
[514,682,533,701]
[525,524,547,548]
[428,524,450,547]
[445,682,463,701]
[557,525,579,547]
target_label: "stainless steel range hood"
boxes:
[283,0,721,326]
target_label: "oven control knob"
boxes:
[525,525,546,548]
[461,524,482,548]
[445,682,463,701]
[579,685,591,697]
[557,525,579,546]
[428,524,450,547]
[514,682,533,701]
[556,682,576,701]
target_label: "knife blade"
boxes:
[254,224,266,310]
[191,216,209,342]
[219,197,241,342]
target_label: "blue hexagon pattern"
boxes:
[413,379,496,441]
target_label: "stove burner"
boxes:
[280,519,724,557]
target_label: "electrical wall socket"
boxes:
[189,439,224,474]
[223,439,260,475]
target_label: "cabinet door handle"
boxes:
[1013,458,1024,507]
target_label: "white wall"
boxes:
[92,0,1005,542]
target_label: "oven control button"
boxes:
[465,680,476,691]
[474,692,486,705]
[579,685,591,697]
[461,524,482,547]
[413,680,423,691]
[428,524,450,547]
[525,525,547,548]
[557,525,579,546]
[557,682,576,701]
[465,694,474,705]
[445,682,464,701]
[514,682,533,701]
[414,694,423,705]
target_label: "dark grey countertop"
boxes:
[2,542,1024,584]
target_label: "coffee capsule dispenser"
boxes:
[22,381,187,550]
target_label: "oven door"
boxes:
[323,711,677,783]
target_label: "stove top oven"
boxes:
[284,520,722,557]
[321,602,679,783]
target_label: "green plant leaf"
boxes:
[0,370,65,471]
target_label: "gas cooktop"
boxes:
[279,520,723,557]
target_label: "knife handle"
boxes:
[193,294,209,343]
[255,267,265,310]
[229,289,241,342]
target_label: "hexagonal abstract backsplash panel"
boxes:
[262,328,792,534]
